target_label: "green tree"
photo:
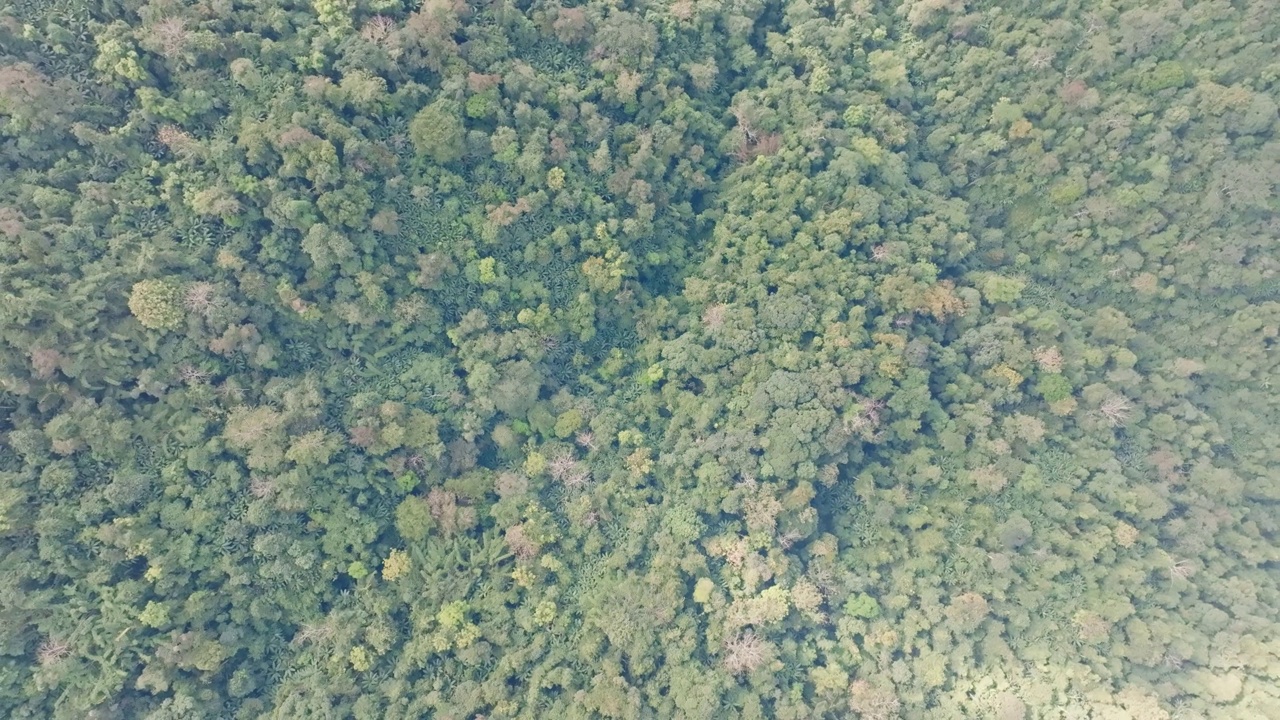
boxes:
[409,99,465,165]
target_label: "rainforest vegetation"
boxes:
[1,0,1278,717]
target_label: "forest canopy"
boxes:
[1,0,1278,718]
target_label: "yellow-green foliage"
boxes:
[1048,174,1087,205]
[553,409,583,438]
[312,0,355,37]
[349,646,372,672]
[4,2,1278,718]
[409,100,466,164]
[546,167,566,190]
[93,26,145,82]
[139,601,170,628]
[128,279,184,330]
[1139,61,1190,92]
[382,549,410,580]
[978,273,1026,304]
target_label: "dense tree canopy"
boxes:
[1,0,1277,717]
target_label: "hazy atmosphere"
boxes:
[1,0,1277,717]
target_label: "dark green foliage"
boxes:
[1036,374,1073,403]
[409,99,466,166]
[0,0,1277,718]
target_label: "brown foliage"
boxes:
[722,631,770,675]
[157,125,198,157]
[701,303,727,331]
[36,639,71,667]
[552,7,589,44]
[370,208,400,235]
[1032,345,1063,373]
[742,490,783,535]
[446,438,478,474]
[730,106,782,162]
[278,125,320,148]
[142,18,192,59]
[360,16,397,46]
[349,425,377,448]
[30,348,63,380]
[467,72,501,92]
[177,363,210,384]
[1148,448,1186,484]
[848,680,900,720]
[249,475,277,499]
[1059,79,1097,109]
[494,471,529,499]
[945,591,990,631]
[413,251,455,290]
[292,620,337,647]
[548,135,570,162]
[1098,394,1133,427]
[504,523,541,560]
[0,207,24,238]
[487,196,532,227]
[732,129,781,163]
[224,406,285,448]
[183,282,217,313]
[406,0,467,43]
[918,280,967,320]
[1073,610,1112,644]
[968,464,1007,493]
[549,450,591,490]
[427,487,475,536]
[0,63,50,105]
